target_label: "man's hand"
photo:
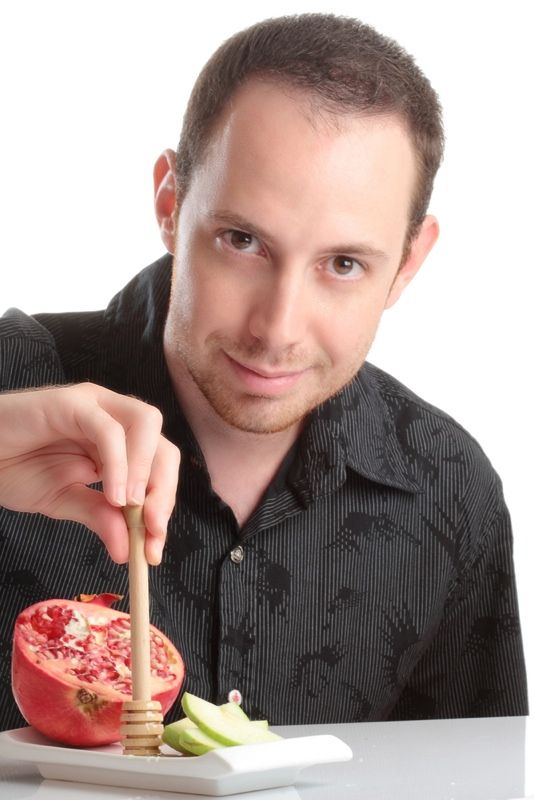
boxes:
[0,383,180,565]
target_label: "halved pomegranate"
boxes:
[12,594,184,746]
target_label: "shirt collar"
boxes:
[303,368,424,494]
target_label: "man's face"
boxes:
[163,80,436,434]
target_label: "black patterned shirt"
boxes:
[0,254,528,729]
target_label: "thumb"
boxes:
[46,485,130,564]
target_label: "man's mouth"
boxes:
[223,353,309,396]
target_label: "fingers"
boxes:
[1,383,181,564]
[69,385,157,506]
[67,385,180,564]
[72,403,129,506]
[73,388,180,563]
[43,451,180,565]
[46,484,131,564]
[60,384,174,513]
[123,404,165,507]
[73,399,165,509]
[143,437,181,565]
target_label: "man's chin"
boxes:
[184,355,363,434]
[208,394,309,435]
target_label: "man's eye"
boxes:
[221,229,262,254]
[326,255,365,279]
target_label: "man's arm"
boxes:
[389,490,528,719]
[0,384,180,564]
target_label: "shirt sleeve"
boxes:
[0,309,66,391]
[389,481,529,719]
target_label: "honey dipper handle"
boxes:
[123,505,151,702]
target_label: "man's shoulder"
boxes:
[362,361,471,431]
[0,307,56,345]
[1,255,172,394]
[352,362,501,495]
[0,308,67,390]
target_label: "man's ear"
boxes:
[154,149,179,254]
[385,215,439,309]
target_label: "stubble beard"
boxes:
[172,329,373,435]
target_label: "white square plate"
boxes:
[0,727,352,796]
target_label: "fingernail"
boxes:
[129,482,146,506]
[149,541,164,566]
[114,486,127,507]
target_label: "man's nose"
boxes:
[248,267,308,350]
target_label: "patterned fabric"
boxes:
[0,254,528,730]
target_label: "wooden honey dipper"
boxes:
[120,505,164,756]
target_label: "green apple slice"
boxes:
[162,717,198,755]
[181,693,281,746]
[220,702,269,728]
[213,702,269,728]
[180,725,226,755]
[219,702,250,721]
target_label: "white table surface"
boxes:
[1,715,532,799]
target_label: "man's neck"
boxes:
[165,358,303,528]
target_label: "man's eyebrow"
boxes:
[322,242,389,260]
[206,210,275,246]
[206,209,388,260]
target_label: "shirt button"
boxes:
[230,545,244,564]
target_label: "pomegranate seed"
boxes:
[19,601,180,727]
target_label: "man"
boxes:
[0,14,528,729]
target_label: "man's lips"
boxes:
[224,353,309,395]
[234,360,302,379]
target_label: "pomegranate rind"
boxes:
[76,593,124,607]
[12,599,184,747]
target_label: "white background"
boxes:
[1,1,532,705]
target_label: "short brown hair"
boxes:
[175,13,444,246]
